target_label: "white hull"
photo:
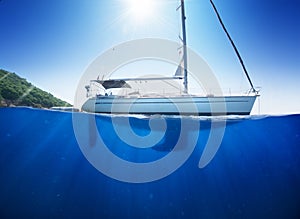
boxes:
[82,95,257,115]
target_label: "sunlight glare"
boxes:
[127,0,157,23]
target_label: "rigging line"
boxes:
[209,0,256,92]
[162,79,182,91]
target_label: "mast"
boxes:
[180,0,188,94]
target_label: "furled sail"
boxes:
[174,58,184,77]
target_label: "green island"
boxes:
[0,69,71,108]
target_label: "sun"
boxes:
[126,0,156,23]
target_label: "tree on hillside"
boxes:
[0,69,71,108]
[1,87,20,106]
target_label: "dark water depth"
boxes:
[0,107,299,218]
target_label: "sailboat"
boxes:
[82,0,259,115]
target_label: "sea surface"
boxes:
[0,107,299,218]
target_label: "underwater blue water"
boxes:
[0,107,299,218]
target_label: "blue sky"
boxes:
[0,0,299,114]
